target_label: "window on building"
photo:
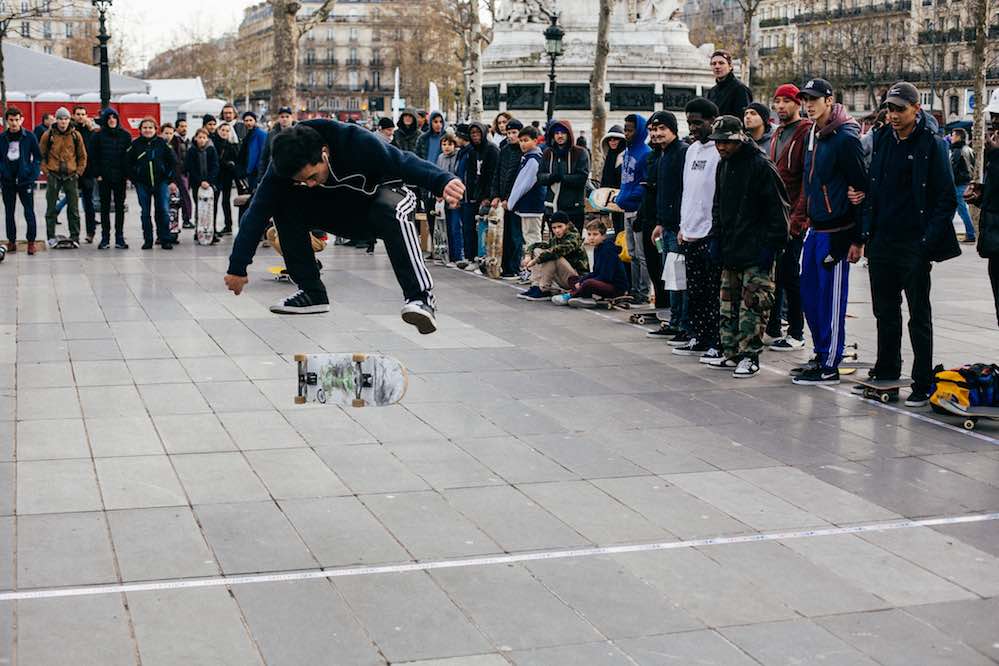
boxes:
[20,21,29,37]
[308,70,316,86]
[43,45,52,54]
[306,48,315,64]
[349,47,357,64]
[326,70,334,86]
[952,51,960,69]
[348,70,359,90]
[20,0,28,11]
[349,27,358,41]
[952,15,960,29]
[327,28,334,41]
[372,69,381,88]
[42,21,51,38]
[65,21,72,37]
[950,95,960,115]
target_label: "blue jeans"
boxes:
[135,182,171,244]
[663,231,689,332]
[445,207,464,262]
[476,217,488,258]
[955,184,976,239]
[2,183,37,242]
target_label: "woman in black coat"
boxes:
[185,127,220,241]
[212,122,240,235]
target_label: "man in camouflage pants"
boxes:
[703,116,790,378]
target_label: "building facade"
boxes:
[6,0,99,64]
[236,0,399,120]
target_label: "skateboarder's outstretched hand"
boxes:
[443,178,465,208]
[225,274,249,295]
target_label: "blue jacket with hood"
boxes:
[616,114,650,212]
[416,111,445,166]
[800,103,868,232]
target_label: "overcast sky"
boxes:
[113,0,257,69]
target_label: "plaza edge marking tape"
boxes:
[2,512,997,602]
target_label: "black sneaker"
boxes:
[769,336,805,351]
[667,331,692,347]
[647,323,680,338]
[98,239,110,250]
[182,221,195,229]
[115,240,129,250]
[904,390,931,407]
[401,299,437,334]
[141,241,153,250]
[789,356,820,376]
[517,286,553,301]
[792,366,840,385]
[269,290,330,314]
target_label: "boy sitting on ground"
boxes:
[552,219,629,307]
[517,211,589,301]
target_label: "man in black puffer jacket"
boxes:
[709,115,790,378]
[89,108,132,249]
[462,121,499,260]
[391,108,421,154]
[490,118,524,277]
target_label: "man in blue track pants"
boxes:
[792,79,868,386]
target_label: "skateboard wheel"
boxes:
[352,353,366,363]
[963,418,977,431]
[879,392,891,404]
[352,398,365,408]
[294,396,306,404]
[294,354,308,362]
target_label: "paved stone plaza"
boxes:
[1,193,998,665]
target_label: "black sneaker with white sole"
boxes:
[792,366,840,385]
[269,290,330,314]
[904,390,930,407]
[401,299,437,334]
[769,336,805,351]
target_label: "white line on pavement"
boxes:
[2,512,997,601]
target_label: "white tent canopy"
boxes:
[2,42,148,97]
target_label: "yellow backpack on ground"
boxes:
[615,231,631,263]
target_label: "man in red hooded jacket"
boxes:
[765,83,812,351]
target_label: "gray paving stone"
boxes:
[349,404,445,441]
[335,572,492,663]
[616,629,762,665]
[518,480,669,544]
[95,456,188,509]
[16,361,74,388]
[0,517,11,588]
[0,601,11,666]
[904,598,999,663]
[314,444,430,494]
[68,338,124,361]
[194,501,317,573]
[73,359,133,386]
[126,358,190,384]
[473,399,570,436]
[129,588,264,666]
[16,595,137,665]
[526,556,703,637]
[107,507,219,581]
[171,452,270,504]
[509,642,633,665]
[153,413,236,453]
[86,415,164,457]
[405,402,509,439]
[16,418,90,460]
[920,451,999,487]
[244,448,349,499]
[216,409,305,450]
[619,549,798,627]
[386,440,506,490]
[452,436,578,484]
[280,496,411,566]
[398,656,507,666]
[721,619,879,666]
[520,434,651,479]
[234,580,385,666]
[444,485,588,552]
[138,382,211,415]
[79,384,149,419]
[197,380,273,412]
[283,409,377,446]
[17,386,80,420]
[432,564,605,651]
[818,608,995,666]
[17,512,116,587]
[16,459,102,514]
[784,533,976,606]
[362,491,500,559]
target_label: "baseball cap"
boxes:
[883,81,919,108]
[505,118,524,131]
[797,78,834,100]
[277,106,293,115]
[708,115,746,142]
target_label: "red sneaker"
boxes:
[26,241,35,255]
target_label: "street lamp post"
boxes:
[544,13,564,125]
[92,0,112,109]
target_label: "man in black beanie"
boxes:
[744,102,773,153]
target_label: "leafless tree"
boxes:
[970,0,990,183]
[268,0,336,112]
[733,0,764,86]
[0,0,73,111]
[590,0,613,177]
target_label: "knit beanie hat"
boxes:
[378,117,394,130]
[746,102,771,126]
[773,84,800,102]
[55,107,70,120]
[648,110,679,135]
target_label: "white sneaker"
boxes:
[769,336,805,351]
[762,333,781,345]
[698,348,722,364]
[706,356,740,370]
[401,299,437,334]
[464,261,478,272]
[445,261,457,268]
[551,293,571,306]
[46,238,58,249]
[733,357,760,378]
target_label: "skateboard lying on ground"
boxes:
[850,376,910,403]
[588,187,623,213]
[196,187,214,245]
[50,235,77,249]
[937,397,999,431]
[268,266,293,282]
[294,353,408,407]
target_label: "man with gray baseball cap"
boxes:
[852,81,959,406]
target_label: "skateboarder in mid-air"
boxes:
[223,120,465,334]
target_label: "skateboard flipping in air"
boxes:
[295,353,407,407]
[222,120,465,335]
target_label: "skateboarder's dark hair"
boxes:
[684,97,718,120]
[4,106,22,118]
[518,126,540,140]
[272,125,325,178]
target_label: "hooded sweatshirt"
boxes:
[463,121,499,203]
[580,233,629,293]
[801,103,868,232]
[416,111,445,166]
[768,117,812,237]
[679,137,720,241]
[616,114,650,212]
[537,119,590,215]
[392,108,421,154]
[599,125,626,189]
[88,108,132,184]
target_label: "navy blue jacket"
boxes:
[228,119,454,276]
[185,144,220,188]
[0,129,42,186]
[580,235,629,293]
[862,111,959,262]
[801,103,868,231]
[127,136,176,188]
